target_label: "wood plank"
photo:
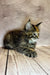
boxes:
[42,46,50,49]
[23,56,47,75]
[0,48,7,75]
[8,50,46,75]
[37,46,50,55]
[7,50,19,75]
[35,48,50,75]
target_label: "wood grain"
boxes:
[0,48,7,75]
[7,50,18,75]
[35,47,50,75]
[0,46,50,75]
[37,46,50,55]
[7,49,46,75]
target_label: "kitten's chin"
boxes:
[29,38,38,44]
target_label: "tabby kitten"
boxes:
[3,19,42,57]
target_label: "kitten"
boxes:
[3,19,42,57]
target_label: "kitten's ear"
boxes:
[24,19,32,30]
[36,22,42,27]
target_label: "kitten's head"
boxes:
[24,19,42,43]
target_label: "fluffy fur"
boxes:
[3,19,42,57]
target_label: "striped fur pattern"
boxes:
[3,19,42,57]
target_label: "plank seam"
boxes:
[4,49,9,75]
[12,50,19,75]
[24,55,47,75]
[34,59,48,75]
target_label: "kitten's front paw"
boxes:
[24,50,37,58]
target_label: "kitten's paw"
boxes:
[24,51,37,58]
[16,47,37,58]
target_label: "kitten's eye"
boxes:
[32,33,35,35]
[34,34,35,35]
[32,33,35,36]
[33,33,36,37]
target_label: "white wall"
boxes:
[0,0,50,47]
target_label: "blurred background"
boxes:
[0,0,50,47]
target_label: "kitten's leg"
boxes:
[16,47,37,58]
[23,48,37,58]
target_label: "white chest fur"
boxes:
[29,38,38,44]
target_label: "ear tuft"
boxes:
[36,22,42,27]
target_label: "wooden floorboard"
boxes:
[0,46,50,75]
[24,55,46,75]
[43,46,50,49]
[37,46,50,55]
[7,50,46,75]
[7,50,18,75]
[0,48,7,75]
[35,47,50,75]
